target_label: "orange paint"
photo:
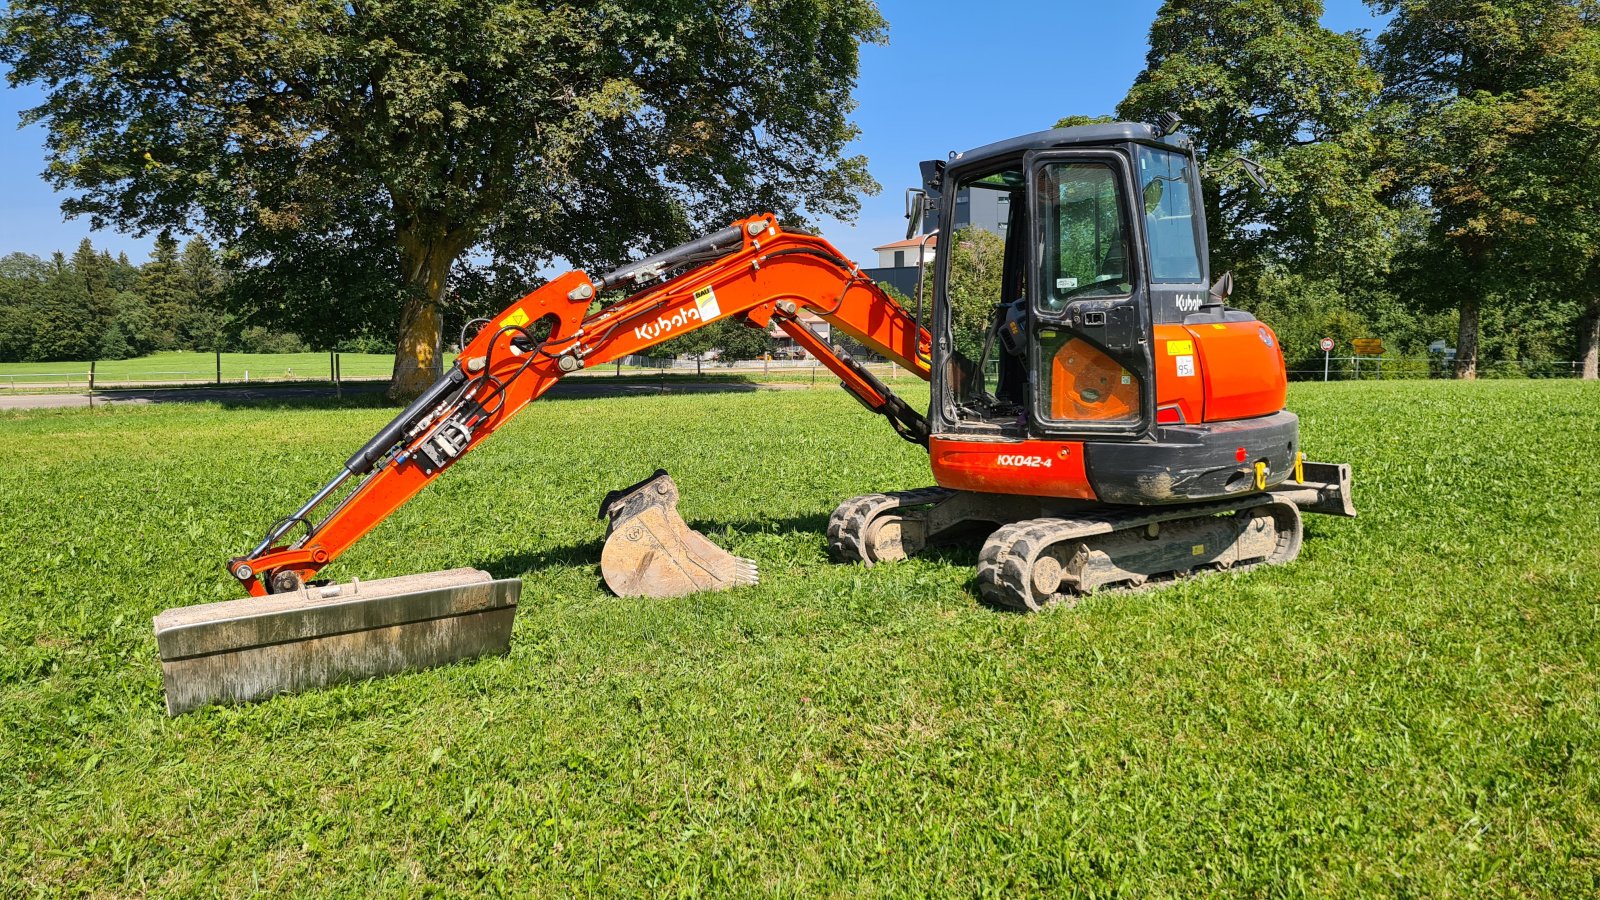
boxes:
[929,437,1094,500]
[1184,321,1287,422]
[1047,338,1139,422]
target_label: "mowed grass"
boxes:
[0,351,399,386]
[1,380,1598,895]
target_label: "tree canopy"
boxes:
[0,0,887,397]
[1101,0,1600,378]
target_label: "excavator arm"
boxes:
[229,214,933,596]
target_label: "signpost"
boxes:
[1352,338,1384,380]
[1319,337,1334,381]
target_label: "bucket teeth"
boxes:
[599,469,759,598]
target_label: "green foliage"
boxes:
[1111,0,1600,375]
[1,383,1599,892]
[1053,114,1116,128]
[1120,0,1386,284]
[0,0,889,394]
[235,327,308,356]
[1369,0,1598,374]
[944,227,1006,363]
[656,317,774,364]
[0,236,296,362]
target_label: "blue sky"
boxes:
[0,0,1385,267]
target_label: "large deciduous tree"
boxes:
[1117,0,1386,287]
[1369,0,1597,378]
[0,0,885,398]
[1496,8,1600,379]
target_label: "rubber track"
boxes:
[827,487,953,565]
[975,496,1288,612]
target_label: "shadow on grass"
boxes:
[75,375,792,413]
[471,510,989,598]
[475,512,836,581]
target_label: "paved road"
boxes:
[0,378,810,411]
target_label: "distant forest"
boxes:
[0,235,390,363]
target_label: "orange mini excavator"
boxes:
[220,120,1353,617]
[157,120,1355,712]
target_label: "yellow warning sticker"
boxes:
[1191,544,1205,556]
[1211,323,1228,330]
[693,285,721,319]
[1167,339,1194,356]
[499,307,531,330]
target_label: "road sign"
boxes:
[1319,337,1335,352]
[1352,338,1384,356]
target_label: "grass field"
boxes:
[2,380,1598,894]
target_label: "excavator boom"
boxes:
[228,214,931,597]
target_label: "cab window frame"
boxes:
[930,156,1029,432]
[1134,144,1206,286]
[1030,156,1137,319]
[1024,147,1154,440]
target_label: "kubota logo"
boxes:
[997,454,1052,468]
[1175,293,1203,312]
[634,306,704,342]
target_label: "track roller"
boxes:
[976,501,1303,612]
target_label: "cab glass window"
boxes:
[1137,146,1203,283]
[944,167,1025,411]
[1036,162,1131,315]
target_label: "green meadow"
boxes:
[2,380,1597,895]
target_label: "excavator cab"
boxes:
[907,123,1312,509]
[923,123,1206,442]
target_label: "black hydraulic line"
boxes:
[838,353,929,446]
[758,246,867,316]
[344,366,469,475]
[760,246,854,270]
[594,225,744,290]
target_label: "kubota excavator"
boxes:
[154,120,1358,712]
[218,120,1353,617]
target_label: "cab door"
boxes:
[1025,150,1154,438]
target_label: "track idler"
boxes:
[598,470,759,598]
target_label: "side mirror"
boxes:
[904,188,927,240]
[1209,271,1234,302]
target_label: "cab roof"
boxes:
[948,122,1192,171]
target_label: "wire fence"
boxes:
[1287,356,1590,381]
[0,350,912,394]
[0,352,396,393]
[3,351,1587,394]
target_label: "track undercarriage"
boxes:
[828,462,1355,612]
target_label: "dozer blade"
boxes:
[153,568,519,716]
[599,469,759,598]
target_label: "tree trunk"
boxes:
[1580,295,1599,381]
[389,232,462,401]
[1455,293,1479,380]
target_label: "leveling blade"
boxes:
[153,568,519,716]
[599,470,759,598]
